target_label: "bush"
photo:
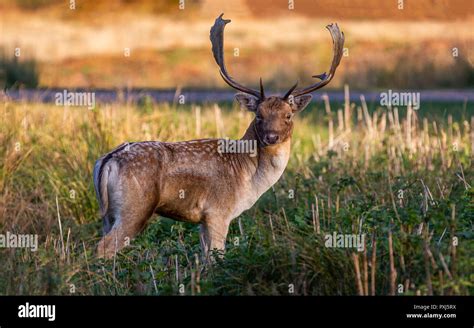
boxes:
[0,53,39,89]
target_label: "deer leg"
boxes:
[97,222,129,259]
[199,219,230,261]
[96,162,160,259]
[97,207,154,258]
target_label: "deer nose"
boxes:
[264,133,280,145]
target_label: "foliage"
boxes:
[0,99,472,295]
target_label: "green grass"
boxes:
[0,99,472,295]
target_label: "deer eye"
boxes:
[256,115,263,122]
[286,113,292,120]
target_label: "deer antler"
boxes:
[210,13,264,99]
[290,23,345,97]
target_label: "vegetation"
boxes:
[0,94,472,295]
[3,7,473,90]
[0,53,39,89]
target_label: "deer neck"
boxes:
[240,120,292,193]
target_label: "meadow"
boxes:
[0,92,472,295]
[2,5,473,90]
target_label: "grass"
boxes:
[0,93,472,295]
[31,37,474,90]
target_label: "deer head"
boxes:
[210,14,345,146]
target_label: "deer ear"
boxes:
[290,94,312,113]
[235,93,259,112]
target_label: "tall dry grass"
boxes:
[0,92,472,295]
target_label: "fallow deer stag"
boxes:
[94,14,344,259]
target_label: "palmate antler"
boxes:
[210,14,345,99]
[291,23,345,97]
[210,14,264,99]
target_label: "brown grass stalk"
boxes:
[344,84,351,132]
[371,234,377,296]
[363,239,369,296]
[352,253,364,296]
[422,225,433,295]
[388,227,397,295]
